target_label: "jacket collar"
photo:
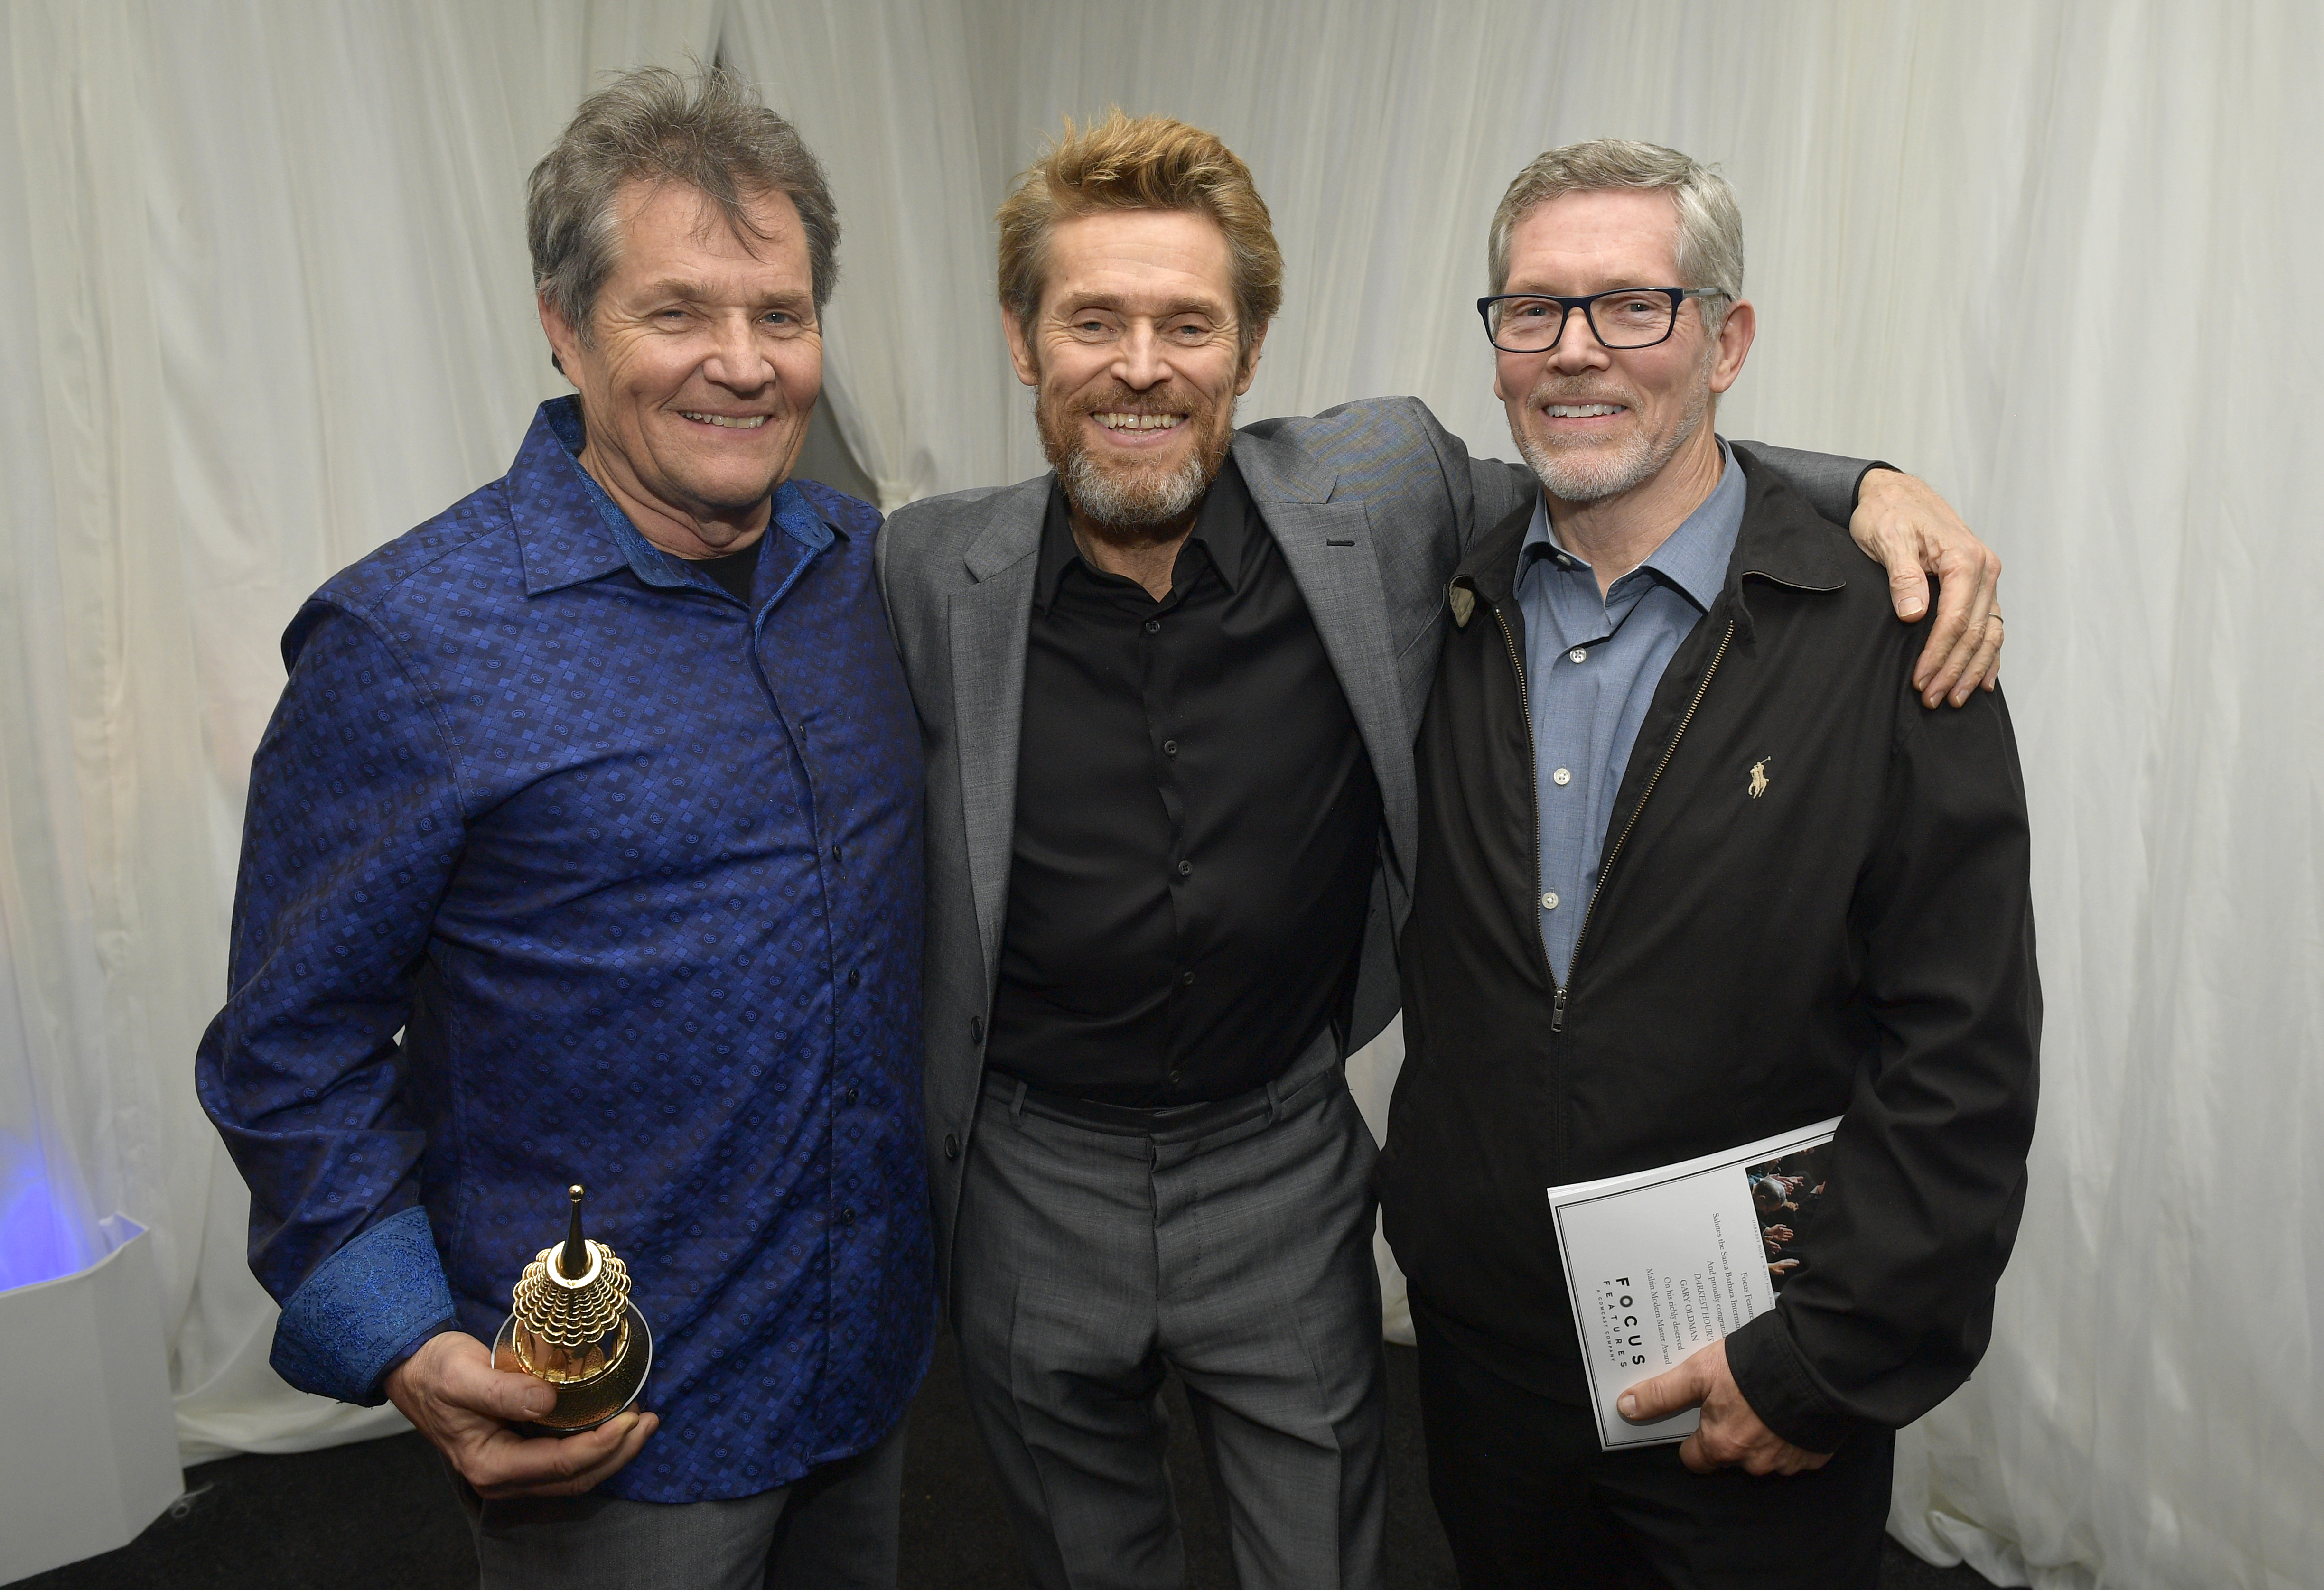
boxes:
[511,396,840,598]
[1450,441,1855,619]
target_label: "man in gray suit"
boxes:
[875,113,2002,1590]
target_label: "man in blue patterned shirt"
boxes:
[196,68,929,1587]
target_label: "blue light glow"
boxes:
[0,1129,99,1292]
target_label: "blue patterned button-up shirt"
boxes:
[196,399,932,1504]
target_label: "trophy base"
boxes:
[491,1302,653,1433]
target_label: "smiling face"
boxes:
[1493,188,1752,508]
[1004,209,1263,539]
[538,178,821,556]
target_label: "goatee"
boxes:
[1515,367,1712,505]
[1036,385,1235,538]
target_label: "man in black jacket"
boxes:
[1379,140,2039,1589]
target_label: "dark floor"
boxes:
[18,1339,1991,1589]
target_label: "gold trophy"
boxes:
[491,1185,653,1432]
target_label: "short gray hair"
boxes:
[527,65,839,344]
[1488,139,1743,332]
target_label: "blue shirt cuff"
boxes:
[270,1206,458,1405]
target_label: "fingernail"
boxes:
[1902,600,1925,618]
[1618,1393,1637,1417]
[527,1389,556,1416]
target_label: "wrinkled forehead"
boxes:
[1036,207,1238,316]
[609,176,802,265]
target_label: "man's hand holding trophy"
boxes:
[383,1186,659,1499]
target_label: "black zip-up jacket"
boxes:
[1380,449,2040,1451]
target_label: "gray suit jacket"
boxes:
[874,395,1867,1296]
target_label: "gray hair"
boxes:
[1488,139,1743,333]
[527,65,839,345]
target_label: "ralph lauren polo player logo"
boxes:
[1748,757,1773,800]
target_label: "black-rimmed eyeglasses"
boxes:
[1476,287,1727,353]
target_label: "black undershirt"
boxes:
[695,540,760,603]
[985,459,1383,1106]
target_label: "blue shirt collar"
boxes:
[1519,437,1745,614]
[521,396,836,597]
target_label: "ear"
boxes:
[1233,319,1271,396]
[538,293,585,386]
[1708,297,1756,395]
[1001,307,1041,389]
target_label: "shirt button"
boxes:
[944,1133,960,1161]
[1168,1069,1182,1085]
[844,1086,859,1105]
[1162,740,1178,757]
[1553,767,1572,786]
[1569,647,1589,664]
[1176,859,1193,878]
[1180,970,1195,987]
[970,1016,984,1046]
[1144,617,1161,634]
[1542,891,1561,911]
[846,968,861,988]
[840,1206,855,1225]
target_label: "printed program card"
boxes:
[1547,1117,1841,1450]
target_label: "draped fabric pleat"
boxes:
[3,4,2315,1585]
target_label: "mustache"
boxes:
[1063,385,1207,416]
[1524,377,1636,407]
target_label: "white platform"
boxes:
[0,1216,182,1583]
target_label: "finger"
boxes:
[1618,1362,1701,1424]
[440,1356,560,1426]
[1886,550,1932,626]
[520,1412,660,1498]
[464,1411,643,1495]
[1923,552,2000,706]
[1912,562,1975,697]
[1950,612,2006,706]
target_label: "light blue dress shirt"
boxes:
[1517,440,1746,983]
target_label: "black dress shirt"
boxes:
[986,458,1383,1106]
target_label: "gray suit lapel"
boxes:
[948,478,1046,986]
[1234,437,1419,890]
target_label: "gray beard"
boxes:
[1515,373,1712,505]
[1057,436,1219,530]
[1036,381,1236,535]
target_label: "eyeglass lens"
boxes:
[1489,291,1680,352]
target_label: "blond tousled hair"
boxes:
[995,112,1284,353]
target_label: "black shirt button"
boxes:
[1179,970,1195,987]
[970,1015,984,1045]
[845,1086,859,1105]
[846,968,861,988]
[1143,618,1161,634]
[1168,1069,1182,1085]
[840,1206,855,1225]
[1176,859,1193,878]
[1162,740,1178,757]
[832,842,846,864]
[944,1133,960,1160]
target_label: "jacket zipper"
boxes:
[1552,617,1737,1032]
[1490,604,1560,1007]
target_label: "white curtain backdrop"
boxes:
[4,3,2317,1586]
